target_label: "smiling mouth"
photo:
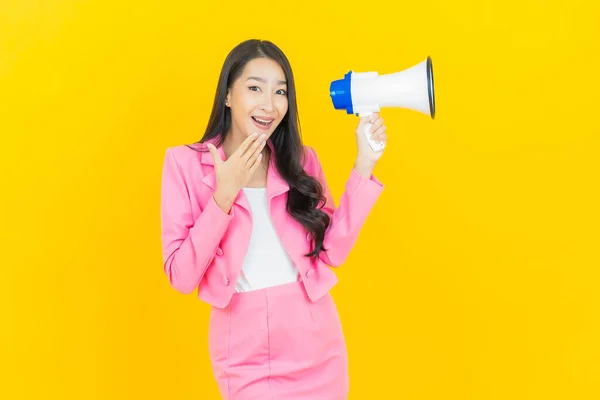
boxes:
[252,116,274,127]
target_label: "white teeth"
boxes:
[253,117,272,124]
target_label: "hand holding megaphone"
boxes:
[356,113,388,158]
[360,111,387,153]
[330,56,436,152]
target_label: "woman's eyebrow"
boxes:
[246,76,287,85]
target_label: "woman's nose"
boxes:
[260,95,274,111]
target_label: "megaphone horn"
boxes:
[329,56,436,152]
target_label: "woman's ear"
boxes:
[225,90,231,107]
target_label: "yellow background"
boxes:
[2,0,599,399]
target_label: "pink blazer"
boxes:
[160,137,384,308]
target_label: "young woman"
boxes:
[160,39,387,399]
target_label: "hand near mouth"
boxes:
[208,132,267,213]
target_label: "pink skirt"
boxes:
[208,281,349,399]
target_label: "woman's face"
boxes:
[225,57,289,141]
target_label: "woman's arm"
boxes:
[309,147,384,267]
[160,148,234,294]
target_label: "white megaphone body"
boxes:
[329,56,436,152]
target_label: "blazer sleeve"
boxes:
[160,147,234,294]
[309,147,384,267]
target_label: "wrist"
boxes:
[213,188,237,214]
[353,157,376,178]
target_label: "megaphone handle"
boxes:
[359,112,386,153]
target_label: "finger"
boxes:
[360,115,374,125]
[371,124,386,136]
[249,152,263,174]
[359,114,375,128]
[242,133,266,164]
[207,143,222,165]
[371,126,387,141]
[370,112,380,124]
[245,140,266,168]
[370,117,384,131]
[234,132,260,158]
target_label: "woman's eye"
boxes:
[248,86,286,95]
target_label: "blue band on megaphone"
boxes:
[329,71,354,114]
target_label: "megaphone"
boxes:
[329,56,436,152]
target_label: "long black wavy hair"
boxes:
[187,39,330,262]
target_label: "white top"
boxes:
[235,187,300,293]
